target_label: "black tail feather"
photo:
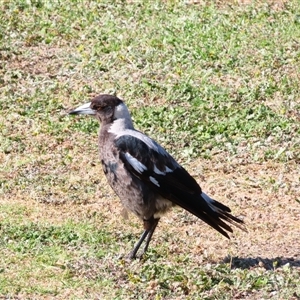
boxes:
[170,192,247,238]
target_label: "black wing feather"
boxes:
[115,135,201,193]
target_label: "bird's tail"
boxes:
[200,192,247,238]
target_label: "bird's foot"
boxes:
[126,250,145,260]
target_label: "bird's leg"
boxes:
[142,218,159,255]
[127,217,160,259]
[127,229,149,259]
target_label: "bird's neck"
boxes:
[105,103,135,135]
[108,117,134,135]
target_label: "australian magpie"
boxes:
[69,94,246,259]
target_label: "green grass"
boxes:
[2,0,299,162]
[1,214,299,299]
[1,0,300,298]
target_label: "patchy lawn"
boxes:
[1,0,299,299]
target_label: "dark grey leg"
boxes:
[142,218,159,255]
[127,229,149,259]
[127,217,160,259]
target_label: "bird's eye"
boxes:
[91,104,100,110]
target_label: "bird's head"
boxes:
[69,94,133,128]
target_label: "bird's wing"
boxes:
[114,132,246,237]
[114,133,202,197]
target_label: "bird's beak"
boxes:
[69,102,96,115]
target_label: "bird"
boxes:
[69,94,246,259]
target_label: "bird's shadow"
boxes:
[224,256,300,270]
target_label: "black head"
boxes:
[69,94,124,124]
[90,94,123,112]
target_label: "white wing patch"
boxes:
[165,166,173,173]
[153,165,174,175]
[153,165,164,175]
[124,152,147,173]
[150,176,160,187]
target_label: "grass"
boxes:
[1,0,300,299]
